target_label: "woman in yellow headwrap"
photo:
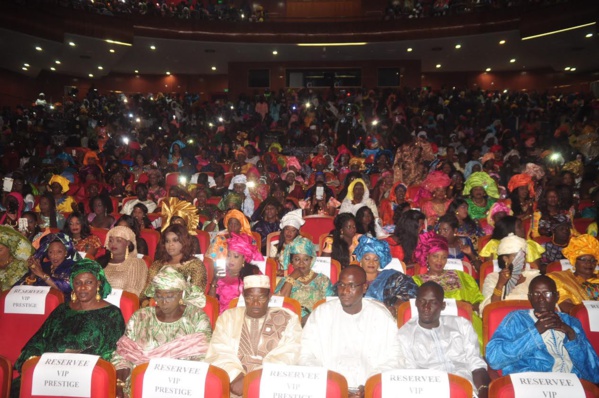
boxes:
[548,234,599,313]
[36,175,77,214]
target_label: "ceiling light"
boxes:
[22,67,28,71]
[105,39,132,47]
[407,47,413,52]
[499,40,506,45]
[436,64,441,68]
[586,33,593,38]
[166,71,171,75]
[23,63,29,67]
[68,41,76,46]
[485,68,491,72]
[211,66,217,71]
[150,45,156,50]
[98,66,103,70]
[510,59,516,63]
[109,49,115,53]
[521,22,596,41]
[455,44,461,49]
[88,73,94,77]
[35,46,42,51]
[135,70,139,73]
[55,60,61,64]
[272,50,278,55]
[564,67,571,71]
[570,67,576,71]
[296,42,367,47]
[50,67,56,71]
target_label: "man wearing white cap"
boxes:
[206,275,302,396]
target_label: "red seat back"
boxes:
[196,230,211,253]
[0,288,64,365]
[118,291,140,324]
[0,355,12,397]
[244,369,347,398]
[19,357,116,398]
[302,216,335,245]
[140,229,161,260]
[164,172,180,193]
[90,227,109,247]
[396,299,473,328]
[130,363,229,398]
[570,304,599,356]
[482,300,532,356]
[573,218,593,234]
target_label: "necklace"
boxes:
[297,270,315,283]
[551,238,568,247]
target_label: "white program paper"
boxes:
[444,258,465,272]
[312,257,331,279]
[409,298,458,319]
[142,358,209,398]
[582,300,599,332]
[510,372,584,398]
[32,353,99,397]
[104,288,124,308]
[4,285,51,315]
[559,259,573,270]
[260,364,327,398]
[382,369,450,398]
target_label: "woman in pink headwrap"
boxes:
[209,233,264,313]
[1,192,24,228]
[418,171,452,227]
[484,201,513,235]
[413,231,484,344]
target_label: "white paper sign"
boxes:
[408,298,458,319]
[3,177,14,192]
[251,260,267,275]
[142,358,209,398]
[104,288,124,308]
[510,372,584,398]
[444,258,464,272]
[382,369,450,398]
[260,364,327,398]
[193,254,205,261]
[237,295,284,307]
[386,258,405,274]
[312,257,331,279]
[32,353,99,397]
[582,300,599,332]
[559,259,573,270]
[4,286,51,315]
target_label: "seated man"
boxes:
[486,275,599,383]
[397,281,490,398]
[205,275,302,396]
[300,265,400,398]
[120,183,157,215]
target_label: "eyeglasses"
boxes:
[338,282,365,291]
[577,257,597,265]
[528,291,556,299]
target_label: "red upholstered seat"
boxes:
[130,363,229,398]
[0,288,64,366]
[90,227,109,247]
[196,230,211,254]
[19,357,116,398]
[570,304,599,356]
[365,373,472,398]
[0,355,12,397]
[303,215,335,245]
[140,228,160,260]
[482,300,532,356]
[116,291,140,324]
[396,299,473,328]
[244,369,347,398]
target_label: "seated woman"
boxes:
[11,259,125,397]
[115,215,149,256]
[132,203,154,230]
[449,198,485,246]
[251,198,282,254]
[13,233,82,300]
[195,187,219,221]
[532,187,578,238]
[379,182,408,228]
[541,219,571,267]
[480,215,545,269]
[41,174,77,214]
[275,237,333,322]
[321,213,360,269]
[205,209,255,261]
[355,205,380,238]
[144,224,207,298]
[484,201,513,236]
[101,226,148,297]
[112,267,212,397]
[0,226,34,292]
[37,192,65,229]
[549,234,599,313]
[147,169,167,202]
[88,194,116,229]
[271,209,304,276]
[62,212,102,258]
[357,235,418,313]
[418,171,452,227]
[339,178,381,224]
[0,192,24,228]
[436,214,482,273]
[462,172,499,220]
[413,231,484,344]
[209,233,263,313]
[384,210,425,272]
[507,173,535,220]
[22,211,44,244]
[480,233,540,314]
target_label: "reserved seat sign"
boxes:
[260,364,328,398]
[510,372,584,397]
[382,369,451,397]
[32,353,99,397]
[142,358,209,398]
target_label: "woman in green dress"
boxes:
[12,259,125,397]
[462,171,499,220]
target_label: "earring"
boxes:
[179,299,184,305]
[455,211,459,215]
[125,246,129,258]
[110,251,113,259]
[95,286,101,302]
[71,291,77,302]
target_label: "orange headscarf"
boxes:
[223,209,252,236]
[508,173,534,198]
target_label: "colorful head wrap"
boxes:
[0,225,34,260]
[222,192,244,210]
[227,233,264,263]
[83,151,99,166]
[464,161,482,179]
[34,233,81,262]
[56,152,75,165]
[375,149,394,165]
[0,192,24,225]
[161,197,199,235]
[285,156,301,171]
[481,152,495,165]
[69,259,111,299]
[269,142,282,153]
[562,160,584,177]
[503,149,520,162]
[335,145,352,165]
[169,140,186,153]
[497,233,527,255]
[349,157,366,171]
[224,209,252,236]
[463,171,499,199]
[48,174,70,194]
[562,234,599,266]
[422,171,452,193]
[345,178,370,202]
[487,201,513,226]
[105,226,137,258]
[524,163,545,180]
[507,173,534,198]
[414,231,449,267]
[145,266,206,308]
[311,154,328,168]
[354,235,392,269]
[286,236,318,269]
[389,182,408,203]
[280,209,305,230]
